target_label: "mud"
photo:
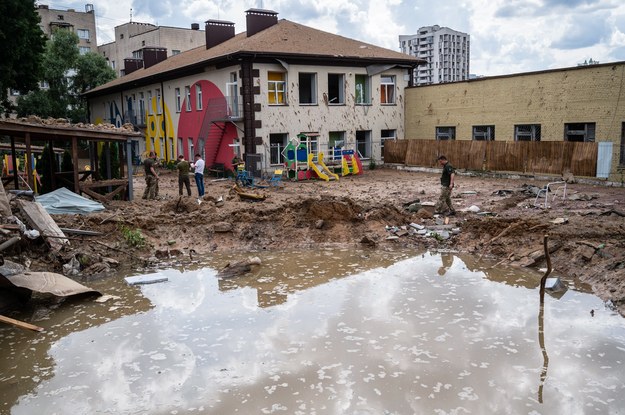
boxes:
[7,167,625,316]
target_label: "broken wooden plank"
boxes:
[0,174,12,217]
[16,200,69,251]
[59,228,103,236]
[0,314,44,332]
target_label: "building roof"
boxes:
[87,18,424,97]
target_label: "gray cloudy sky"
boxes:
[44,0,625,76]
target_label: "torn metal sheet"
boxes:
[1,271,100,297]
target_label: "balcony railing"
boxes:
[206,96,243,121]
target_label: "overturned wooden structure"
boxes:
[0,120,142,200]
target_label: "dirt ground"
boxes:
[8,166,625,316]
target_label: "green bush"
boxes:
[120,225,146,248]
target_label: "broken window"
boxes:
[473,125,495,141]
[328,131,345,161]
[328,74,345,104]
[356,130,372,158]
[355,75,371,105]
[436,127,456,140]
[268,72,286,105]
[564,122,595,142]
[298,73,317,105]
[380,75,395,104]
[515,124,541,141]
[270,133,288,165]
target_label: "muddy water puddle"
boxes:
[1,249,625,414]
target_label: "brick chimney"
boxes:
[245,9,278,37]
[143,47,167,69]
[205,20,235,49]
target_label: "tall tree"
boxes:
[17,31,116,123]
[0,0,47,115]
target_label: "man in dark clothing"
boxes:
[434,155,456,215]
[176,155,191,196]
[142,151,159,200]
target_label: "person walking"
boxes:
[191,153,205,200]
[434,155,456,216]
[176,155,191,196]
[142,151,159,200]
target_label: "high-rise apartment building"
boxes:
[399,25,470,86]
[36,4,97,55]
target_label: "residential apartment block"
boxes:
[98,22,206,77]
[36,4,97,55]
[85,9,423,175]
[399,25,470,86]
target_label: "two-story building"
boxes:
[85,9,423,175]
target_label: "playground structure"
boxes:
[282,136,363,182]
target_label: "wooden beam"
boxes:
[0,314,44,332]
[25,132,33,191]
[10,135,18,190]
[72,136,80,194]
[17,199,69,251]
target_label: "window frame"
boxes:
[175,88,181,113]
[155,88,162,114]
[298,72,317,105]
[185,86,191,112]
[380,129,397,160]
[328,131,346,161]
[620,122,625,167]
[355,74,371,105]
[356,130,372,159]
[564,122,595,142]
[147,90,153,115]
[472,125,495,141]
[380,75,396,105]
[196,84,203,111]
[328,73,345,105]
[77,29,90,40]
[269,133,289,165]
[268,71,287,105]
[514,124,541,141]
[436,126,456,140]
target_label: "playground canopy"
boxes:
[0,119,142,200]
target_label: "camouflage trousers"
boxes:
[434,186,455,213]
[142,175,159,200]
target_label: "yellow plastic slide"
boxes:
[307,153,339,181]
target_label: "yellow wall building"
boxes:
[405,62,625,181]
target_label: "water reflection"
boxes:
[1,250,624,414]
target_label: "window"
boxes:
[381,129,396,160]
[57,14,64,21]
[147,91,153,115]
[356,130,372,158]
[138,92,145,124]
[514,124,541,141]
[380,75,395,104]
[564,122,595,142]
[185,86,191,111]
[328,131,345,161]
[298,73,317,105]
[196,84,202,110]
[270,133,288,165]
[120,33,124,39]
[132,50,143,59]
[79,46,91,55]
[355,75,371,105]
[77,29,90,40]
[472,125,495,141]
[328,74,345,104]
[227,72,239,117]
[111,60,115,70]
[172,50,181,55]
[621,123,625,166]
[436,127,456,140]
[268,72,286,105]
[299,133,319,155]
[175,88,181,112]
[155,88,162,114]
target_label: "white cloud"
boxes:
[51,0,625,75]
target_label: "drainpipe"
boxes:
[240,59,256,168]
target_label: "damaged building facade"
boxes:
[404,62,625,181]
[85,9,422,174]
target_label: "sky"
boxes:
[41,0,625,77]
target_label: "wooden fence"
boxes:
[384,140,598,177]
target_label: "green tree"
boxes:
[16,30,115,122]
[98,143,121,180]
[0,0,47,115]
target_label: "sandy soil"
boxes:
[10,166,625,316]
